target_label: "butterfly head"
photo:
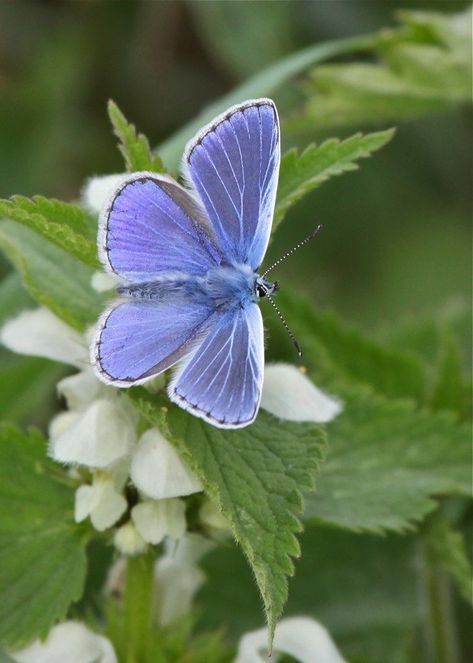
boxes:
[255,276,279,300]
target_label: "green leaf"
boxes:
[0,356,63,425]
[304,388,471,533]
[273,291,427,403]
[291,8,472,133]
[0,196,99,269]
[108,100,164,173]
[0,221,104,331]
[134,392,326,644]
[0,424,87,648]
[274,129,394,229]
[158,33,376,169]
[0,272,32,323]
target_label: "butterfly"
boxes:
[92,98,285,429]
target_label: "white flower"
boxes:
[91,271,120,293]
[261,364,342,423]
[114,521,148,556]
[0,308,87,367]
[50,397,137,468]
[234,616,347,663]
[131,498,186,544]
[199,497,230,533]
[154,534,214,625]
[10,621,117,663]
[81,173,128,213]
[131,428,202,499]
[75,472,127,531]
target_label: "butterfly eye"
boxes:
[256,284,268,298]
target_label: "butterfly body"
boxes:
[93,98,281,428]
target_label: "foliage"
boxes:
[0,221,104,331]
[0,196,99,269]
[108,100,165,174]
[290,7,472,132]
[0,5,471,659]
[274,129,394,229]
[304,387,471,533]
[0,425,87,648]
[134,392,326,643]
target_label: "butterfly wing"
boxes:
[98,172,222,282]
[168,303,264,428]
[183,99,280,270]
[93,298,217,386]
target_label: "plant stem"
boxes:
[416,536,460,663]
[124,553,155,663]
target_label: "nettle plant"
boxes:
[0,8,471,663]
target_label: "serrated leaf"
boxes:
[273,291,427,403]
[108,100,164,173]
[0,424,87,648]
[0,220,104,331]
[290,8,471,133]
[133,392,326,643]
[0,196,99,268]
[304,388,471,533]
[274,130,394,229]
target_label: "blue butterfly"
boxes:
[92,99,285,429]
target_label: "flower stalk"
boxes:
[123,552,155,663]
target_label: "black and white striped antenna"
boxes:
[262,224,323,277]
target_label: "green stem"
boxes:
[416,536,460,663]
[124,553,155,663]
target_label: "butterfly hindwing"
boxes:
[99,172,222,281]
[93,298,217,386]
[184,99,280,269]
[168,303,264,428]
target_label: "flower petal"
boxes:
[81,173,127,214]
[131,428,202,499]
[50,398,137,468]
[57,369,103,410]
[131,498,186,545]
[10,621,117,663]
[235,616,347,663]
[1,308,87,367]
[114,522,147,556]
[75,475,127,531]
[155,556,205,626]
[261,364,342,423]
[91,271,120,293]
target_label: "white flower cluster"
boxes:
[1,303,341,548]
[10,614,347,663]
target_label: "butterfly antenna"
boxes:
[262,224,323,277]
[265,292,302,356]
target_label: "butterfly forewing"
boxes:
[99,173,221,282]
[184,99,280,270]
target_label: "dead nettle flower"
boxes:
[9,621,117,663]
[235,616,347,663]
[0,307,203,542]
[105,532,215,626]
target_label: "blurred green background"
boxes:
[0,0,470,331]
